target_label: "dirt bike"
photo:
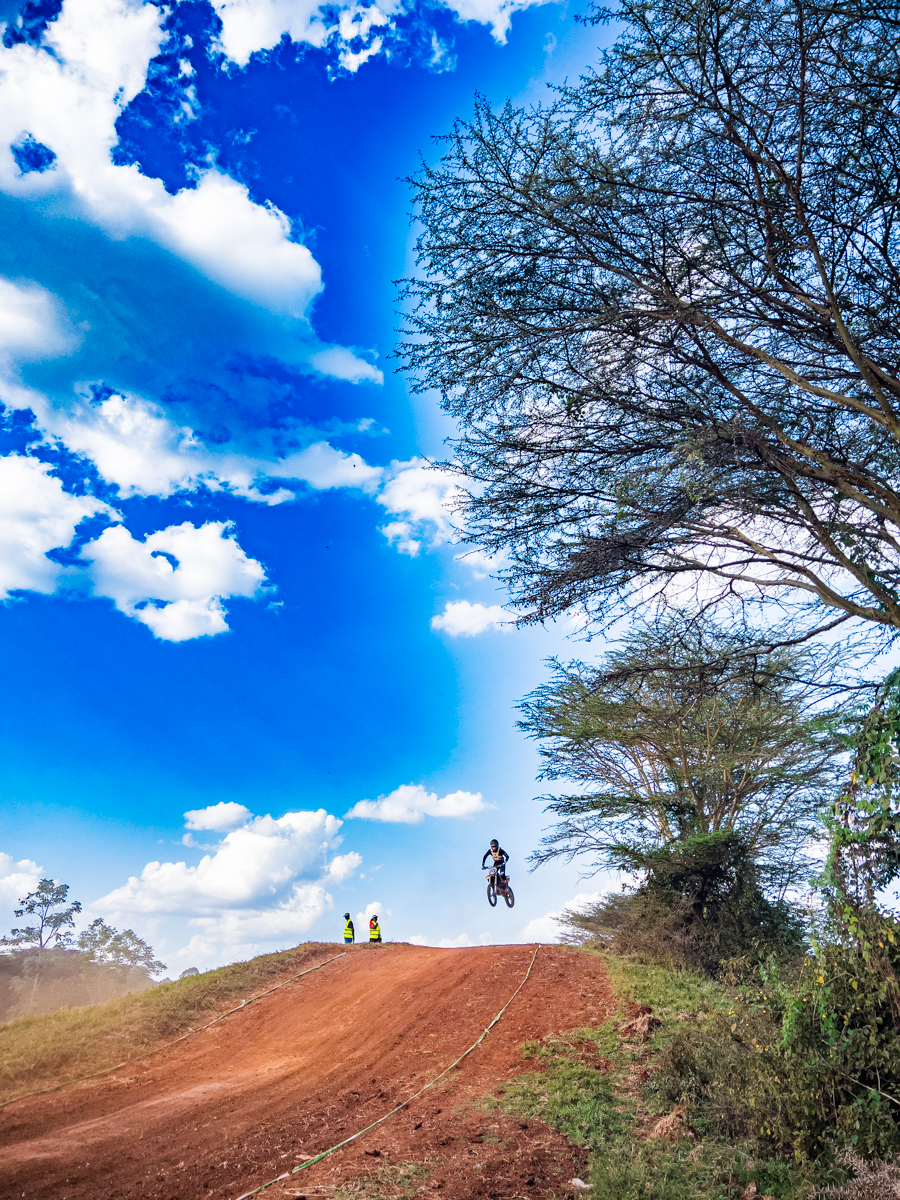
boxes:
[485,867,515,908]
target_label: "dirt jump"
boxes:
[0,943,617,1200]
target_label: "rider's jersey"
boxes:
[482,846,509,870]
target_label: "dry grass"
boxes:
[0,941,334,1103]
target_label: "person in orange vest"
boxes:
[369,914,382,943]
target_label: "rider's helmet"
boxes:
[490,839,499,849]
[343,912,350,919]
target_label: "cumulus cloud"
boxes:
[0,852,43,911]
[81,520,267,641]
[177,882,333,955]
[211,0,399,67]
[326,851,363,882]
[0,454,115,599]
[519,892,603,942]
[377,459,463,556]
[95,806,364,963]
[431,600,510,637]
[0,0,322,319]
[442,0,550,43]
[0,279,77,362]
[96,808,345,914]
[274,441,384,493]
[344,782,488,824]
[309,346,384,385]
[356,900,391,927]
[184,802,252,832]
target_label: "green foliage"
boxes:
[561,837,805,975]
[493,956,835,1199]
[1,880,81,950]
[498,1058,627,1150]
[523,618,844,894]
[772,921,900,1158]
[76,918,166,978]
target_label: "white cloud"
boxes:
[5,382,383,504]
[96,808,345,914]
[81,519,267,641]
[344,782,488,824]
[0,454,114,599]
[184,802,252,832]
[325,851,363,882]
[453,546,507,579]
[0,852,43,911]
[309,346,383,385]
[442,0,550,44]
[0,279,77,362]
[377,459,462,556]
[356,900,391,927]
[211,0,399,68]
[519,892,603,942]
[431,600,510,637]
[274,441,384,493]
[181,881,332,951]
[0,0,323,319]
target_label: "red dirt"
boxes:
[0,943,617,1200]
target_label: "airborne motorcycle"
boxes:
[485,866,515,908]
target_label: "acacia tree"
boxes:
[0,880,81,951]
[520,619,844,925]
[402,0,900,641]
[0,880,82,1013]
[76,919,166,1003]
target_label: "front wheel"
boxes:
[503,885,515,908]
[487,881,498,907]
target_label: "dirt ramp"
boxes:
[0,943,615,1200]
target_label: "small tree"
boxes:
[520,618,844,966]
[1,880,82,1012]
[1,880,81,951]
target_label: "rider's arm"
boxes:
[481,850,491,868]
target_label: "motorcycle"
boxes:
[485,867,515,908]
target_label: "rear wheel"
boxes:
[487,881,498,907]
[503,885,515,908]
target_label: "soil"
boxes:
[0,942,617,1200]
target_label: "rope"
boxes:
[0,949,348,1111]
[233,943,543,1200]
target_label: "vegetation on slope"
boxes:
[0,941,331,1104]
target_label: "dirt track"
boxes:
[0,943,617,1200]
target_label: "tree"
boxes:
[402,0,900,642]
[0,880,82,1013]
[0,879,81,951]
[76,919,166,978]
[518,618,843,963]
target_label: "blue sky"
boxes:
[0,0,615,970]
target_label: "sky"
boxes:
[0,0,619,972]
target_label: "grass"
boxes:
[328,1161,430,1199]
[488,949,848,1200]
[0,941,334,1103]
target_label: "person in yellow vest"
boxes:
[343,913,354,944]
[369,915,382,943]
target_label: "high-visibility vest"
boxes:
[344,918,354,941]
[369,921,381,942]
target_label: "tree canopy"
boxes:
[520,617,844,892]
[402,0,900,639]
[0,880,81,951]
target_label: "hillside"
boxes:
[0,942,615,1200]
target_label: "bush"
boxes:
[561,835,805,977]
